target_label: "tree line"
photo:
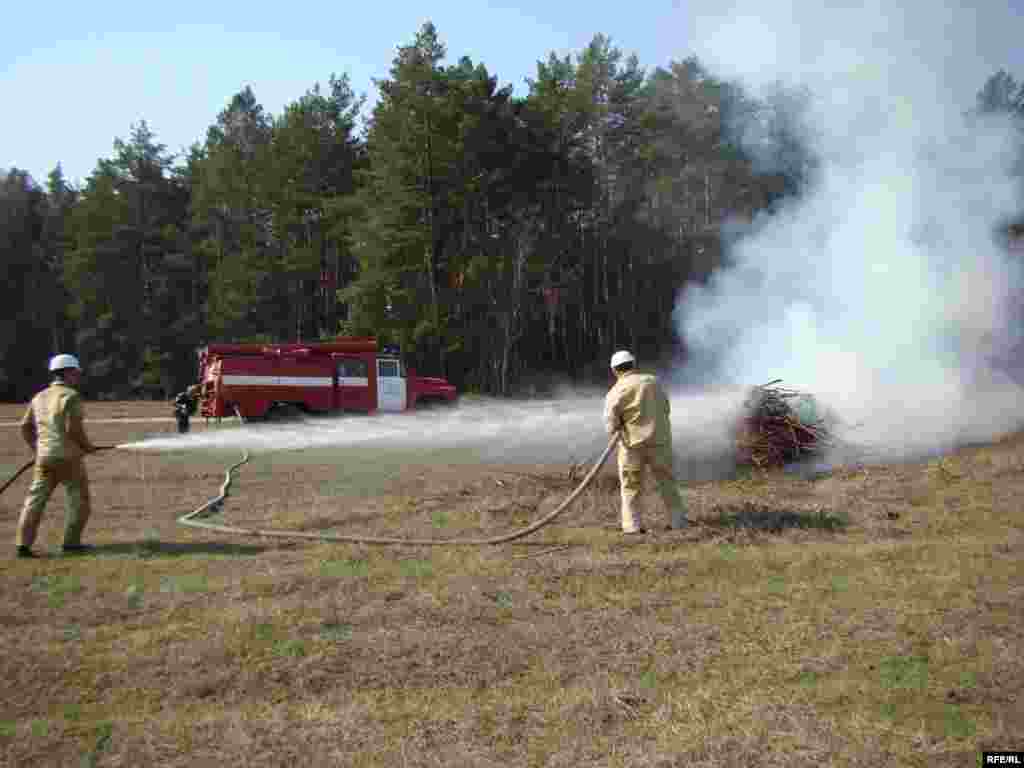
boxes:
[3,23,1023,401]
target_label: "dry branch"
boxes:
[735,380,831,469]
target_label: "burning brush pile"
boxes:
[734,380,833,469]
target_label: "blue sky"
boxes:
[2,0,690,186]
[4,0,1023,188]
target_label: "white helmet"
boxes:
[49,354,81,372]
[610,350,635,370]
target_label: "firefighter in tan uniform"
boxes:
[603,350,688,534]
[15,354,98,558]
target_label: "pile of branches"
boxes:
[735,380,832,469]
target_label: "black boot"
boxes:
[16,545,36,559]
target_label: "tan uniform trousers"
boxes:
[618,441,687,532]
[17,459,92,549]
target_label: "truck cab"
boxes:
[375,356,406,412]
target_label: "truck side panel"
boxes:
[218,357,335,416]
[218,357,277,418]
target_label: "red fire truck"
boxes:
[197,338,457,420]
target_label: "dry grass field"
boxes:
[0,400,1021,767]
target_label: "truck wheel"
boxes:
[265,403,305,422]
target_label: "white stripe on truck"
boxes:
[221,375,274,386]
[222,375,333,387]
[278,376,334,386]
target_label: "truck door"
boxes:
[377,357,406,411]
[336,355,371,412]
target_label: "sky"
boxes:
[6,1,1023,188]
[3,0,695,187]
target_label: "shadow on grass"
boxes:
[93,540,272,559]
[702,501,848,533]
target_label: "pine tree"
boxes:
[0,169,56,398]
[266,75,365,340]
[192,87,276,341]
[63,122,189,397]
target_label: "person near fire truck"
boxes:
[603,350,689,534]
[15,354,98,558]
[174,384,200,434]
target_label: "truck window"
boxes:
[378,360,400,378]
[337,359,368,380]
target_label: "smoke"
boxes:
[676,0,1024,460]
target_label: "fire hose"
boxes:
[178,433,620,546]
[0,446,118,497]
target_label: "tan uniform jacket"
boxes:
[21,382,95,462]
[604,371,672,448]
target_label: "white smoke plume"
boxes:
[677,0,1024,461]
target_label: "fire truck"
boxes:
[197,337,457,420]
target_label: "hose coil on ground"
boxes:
[178,435,620,546]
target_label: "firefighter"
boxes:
[174,385,200,434]
[603,350,689,534]
[16,354,98,558]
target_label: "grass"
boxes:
[31,573,84,608]
[319,557,370,578]
[879,654,929,690]
[80,721,113,768]
[125,581,144,608]
[0,402,1022,765]
[944,705,976,740]
[397,558,433,579]
[272,638,306,658]
[319,622,353,642]
[703,501,849,531]
[159,573,208,594]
